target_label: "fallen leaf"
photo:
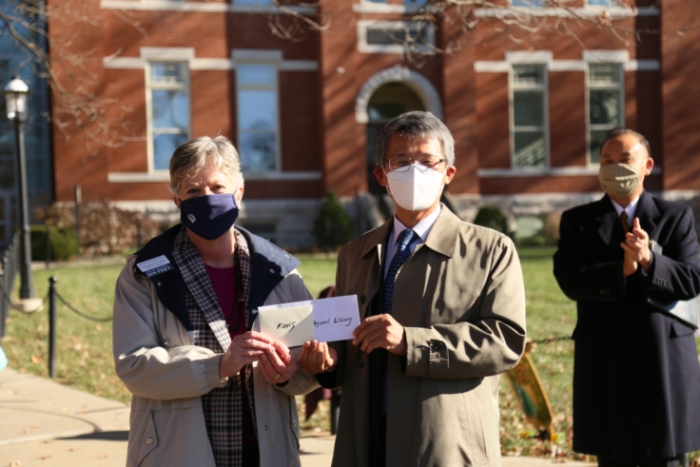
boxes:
[30,355,44,364]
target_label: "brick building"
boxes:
[46,0,700,248]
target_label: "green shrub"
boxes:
[473,206,509,235]
[30,225,79,261]
[515,232,550,247]
[313,192,354,250]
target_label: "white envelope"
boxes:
[258,295,360,347]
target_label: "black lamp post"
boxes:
[4,76,35,299]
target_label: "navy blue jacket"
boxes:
[554,192,700,459]
[133,224,301,332]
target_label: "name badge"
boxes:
[137,255,175,277]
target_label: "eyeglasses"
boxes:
[386,156,446,173]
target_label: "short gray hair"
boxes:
[374,111,455,168]
[169,136,244,196]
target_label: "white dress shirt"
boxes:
[610,195,640,222]
[383,205,441,279]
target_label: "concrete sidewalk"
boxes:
[0,368,592,467]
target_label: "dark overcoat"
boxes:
[553,192,700,459]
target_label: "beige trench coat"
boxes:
[113,255,317,467]
[328,207,527,467]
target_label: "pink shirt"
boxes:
[204,264,256,447]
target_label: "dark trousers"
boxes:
[242,442,260,467]
[598,454,689,467]
[368,347,387,467]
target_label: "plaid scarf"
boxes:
[172,227,256,467]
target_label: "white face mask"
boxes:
[385,165,445,211]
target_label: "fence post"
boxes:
[45,224,50,269]
[74,185,81,256]
[48,276,57,379]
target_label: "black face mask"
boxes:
[179,193,239,240]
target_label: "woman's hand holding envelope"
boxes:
[219,331,297,383]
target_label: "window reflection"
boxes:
[511,64,548,168]
[148,62,190,171]
[237,64,278,172]
[588,63,623,164]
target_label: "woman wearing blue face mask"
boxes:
[113,136,318,467]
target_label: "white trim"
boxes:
[108,172,170,183]
[108,171,322,183]
[140,47,194,61]
[474,61,511,73]
[357,20,436,54]
[355,65,443,123]
[101,1,317,14]
[582,50,629,63]
[505,51,553,63]
[189,58,233,71]
[478,166,661,177]
[474,6,657,18]
[104,49,318,71]
[548,60,587,71]
[475,54,659,73]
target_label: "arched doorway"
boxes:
[366,82,426,195]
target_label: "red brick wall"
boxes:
[476,72,510,170]
[48,0,687,205]
[48,0,110,203]
[441,11,478,194]
[549,72,586,168]
[660,0,700,191]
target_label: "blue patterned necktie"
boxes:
[383,228,417,315]
[379,228,417,415]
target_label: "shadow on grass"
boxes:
[516,246,556,259]
[58,430,129,442]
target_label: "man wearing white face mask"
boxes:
[299,111,527,467]
[554,128,700,467]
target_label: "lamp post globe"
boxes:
[4,76,35,299]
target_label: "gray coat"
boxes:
[113,249,317,467]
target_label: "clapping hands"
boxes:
[621,217,652,277]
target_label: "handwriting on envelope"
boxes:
[258,295,360,347]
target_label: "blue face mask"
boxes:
[179,193,239,240]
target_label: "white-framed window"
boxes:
[146,62,190,172]
[236,63,280,172]
[510,64,548,168]
[357,21,435,54]
[587,63,624,164]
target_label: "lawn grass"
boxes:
[3,248,698,461]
